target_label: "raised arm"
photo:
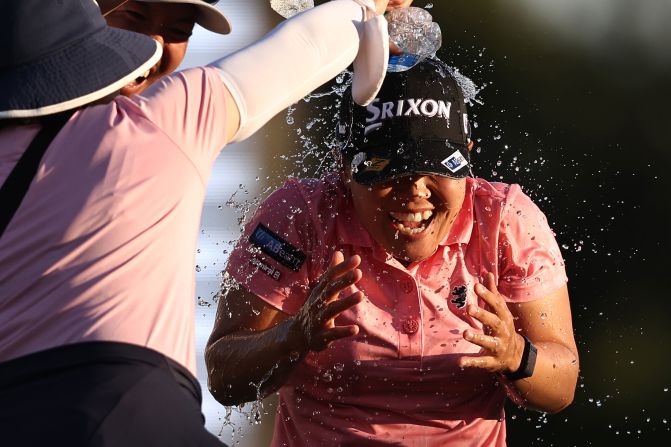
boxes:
[210,0,391,144]
[206,252,364,406]
[458,273,579,413]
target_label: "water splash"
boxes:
[270,0,314,18]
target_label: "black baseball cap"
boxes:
[338,58,472,185]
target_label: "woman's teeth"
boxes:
[389,210,433,222]
[389,210,433,235]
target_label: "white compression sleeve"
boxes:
[209,0,388,143]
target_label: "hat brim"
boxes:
[350,140,471,186]
[0,27,162,119]
[98,0,130,16]
[137,0,231,34]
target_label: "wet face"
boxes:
[105,1,197,95]
[347,173,466,264]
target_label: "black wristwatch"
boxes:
[505,335,537,381]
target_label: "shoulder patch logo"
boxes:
[249,256,282,281]
[450,285,468,309]
[249,223,306,272]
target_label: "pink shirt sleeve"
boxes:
[497,185,568,302]
[225,179,316,315]
[127,67,230,179]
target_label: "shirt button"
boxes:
[400,279,415,294]
[402,318,419,334]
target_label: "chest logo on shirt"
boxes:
[450,285,468,309]
[249,223,306,272]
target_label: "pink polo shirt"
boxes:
[226,173,568,446]
[0,67,229,374]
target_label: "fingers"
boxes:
[322,291,363,322]
[328,250,345,268]
[373,0,390,15]
[463,329,501,353]
[474,274,509,321]
[314,325,360,351]
[310,292,363,351]
[458,354,501,372]
[318,269,362,311]
[325,252,361,281]
[309,252,361,305]
[321,252,362,298]
[467,303,502,334]
[389,40,403,55]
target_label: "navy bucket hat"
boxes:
[0,0,162,119]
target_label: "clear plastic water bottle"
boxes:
[270,0,314,19]
[386,7,442,72]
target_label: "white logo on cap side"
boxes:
[441,150,468,173]
[365,98,452,136]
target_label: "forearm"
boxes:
[210,0,385,142]
[503,340,579,413]
[205,318,303,406]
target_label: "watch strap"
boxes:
[505,334,537,381]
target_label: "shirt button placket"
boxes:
[397,275,421,358]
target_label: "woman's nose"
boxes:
[395,175,431,199]
[411,176,431,199]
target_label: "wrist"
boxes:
[504,334,538,381]
[282,315,310,362]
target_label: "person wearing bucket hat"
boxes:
[206,58,578,446]
[0,0,402,444]
[102,0,231,96]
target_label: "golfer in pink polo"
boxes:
[207,59,580,446]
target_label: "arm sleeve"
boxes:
[224,180,317,315]
[210,0,387,142]
[497,185,569,303]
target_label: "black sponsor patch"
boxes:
[249,223,305,272]
[450,285,467,309]
[249,256,282,281]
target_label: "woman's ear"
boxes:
[467,140,474,152]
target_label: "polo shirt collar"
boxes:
[335,184,377,248]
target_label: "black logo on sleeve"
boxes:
[249,223,306,272]
[450,285,467,309]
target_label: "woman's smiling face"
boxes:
[347,173,466,264]
[105,1,197,95]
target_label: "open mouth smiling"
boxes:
[389,210,434,235]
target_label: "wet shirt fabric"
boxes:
[226,173,568,447]
[0,67,229,375]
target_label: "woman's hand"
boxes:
[289,251,363,353]
[458,272,526,374]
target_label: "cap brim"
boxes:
[0,27,161,118]
[137,0,231,34]
[98,0,130,16]
[350,140,471,186]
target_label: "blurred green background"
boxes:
[196,0,671,445]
